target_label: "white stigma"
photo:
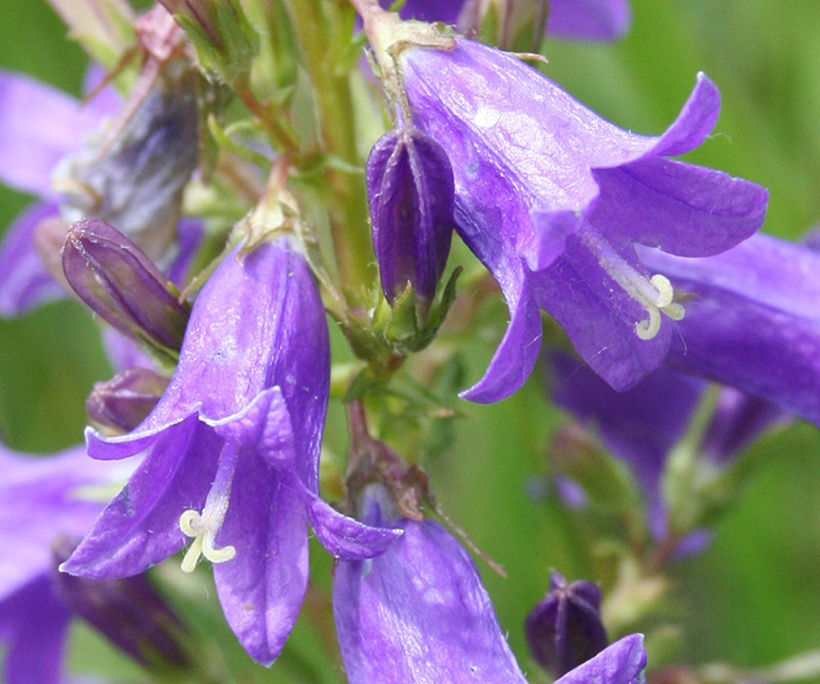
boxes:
[578,226,685,341]
[178,444,239,573]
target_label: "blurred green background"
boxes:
[1,0,819,682]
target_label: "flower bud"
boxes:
[51,536,191,673]
[61,219,190,357]
[525,571,609,677]
[86,366,170,434]
[367,128,454,319]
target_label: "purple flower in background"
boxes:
[62,237,398,665]
[367,128,454,315]
[335,485,647,683]
[0,69,118,315]
[401,38,767,402]
[641,232,820,426]
[0,444,132,684]
[388,0,631,42]
[547,350,783,542]
[0,60,200,318]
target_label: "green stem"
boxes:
[281,0,375,299]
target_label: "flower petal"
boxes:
[334,517,527,683]
[63,418,219,578]
[555,634,646,684]
[0,202,65,317]
[0,71,109,197]
[459,268,543,403]
[546,0,632,41]
[0,573,72,684]
[305,493,402,561]
[591,158,768,257]
[213,467,308,666]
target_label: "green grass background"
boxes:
[1,0,819,682]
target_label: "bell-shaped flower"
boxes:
[385,0,631,42]
[62,236,399,665]
[400,38,768,402]
[640,232,820,426]
[547,349,784,545]
[334,485,646,684]
[367,127,454,317]
[0,444,135,684]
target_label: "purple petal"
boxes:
[591,158,768,257]
[101,328,156,373]
[164,217,204,288]
[555,634,646,684]
[0,574,72,684]
[390,0,462,23]
[81,64,122,120]
[0,201,66,316]
[214,468,308,666]
[641,234,820,425]
[459,270,542,402]
[204,387,296,468]
[546,0,632,41]
[334,514,527,683]
[0,445,118,600]
[305,493,402,561]
[63,419,219,579]
[0,71,110,197]
[534,235,673,391]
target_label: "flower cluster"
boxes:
[0,1,815,683]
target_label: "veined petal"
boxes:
[334,516,528,683]
[213,468,308,666]
[63,418,219,579]
[591,158,768,257]
[547,0,632,41]
[0,202,65,317]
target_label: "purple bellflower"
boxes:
[62,236,399,665]
[0,69,118,315]
[547,350,783,544]
[367,127,455,316]
[388,0,631,42]
[400,38,768,402]
[334,485,646,684]
[0,444,134,684]
[640,232,820,426]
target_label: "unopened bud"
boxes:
[367,128,454,321]
[525,571,609,677]
[87,367,170,433]
[52,536,191,674]
[62,219,190,357]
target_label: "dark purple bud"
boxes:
[86,367,170,434]
[367,128,454,317]
[51,536,191,673]
[525,571,609,677]
[62,219,190,355]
